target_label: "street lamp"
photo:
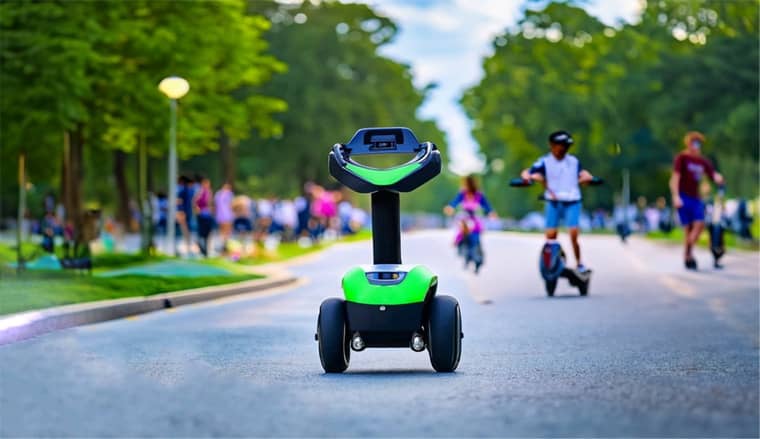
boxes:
[158,76,189,256]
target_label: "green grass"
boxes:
[92,252,167,269]
[235,230,372,265]
[0,231,373,315]
[0,241,44,265]
[646,227,759,251]
[0,271,260,316]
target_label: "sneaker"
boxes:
[577,264,590,273]
[685,258,698,270]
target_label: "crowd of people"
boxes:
[150,177,368,259]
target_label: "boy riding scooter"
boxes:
[520,130,596,273]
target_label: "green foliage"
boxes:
[241,0,448,201]
[1,0,286,216]
[1,0,450,217]
[462,0,759,216]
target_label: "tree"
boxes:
[461,0,758,217]
[1,0,287,239]
[242,0,449,203]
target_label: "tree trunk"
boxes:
[64,124,85,245]
[113,149,132,231]
[219,126,235,186]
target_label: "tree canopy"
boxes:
[461,0,758,215]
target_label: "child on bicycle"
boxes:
[444,175,496,273]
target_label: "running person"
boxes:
[444,175,496,273]
[669,131,724,270]
[520,130,595,272]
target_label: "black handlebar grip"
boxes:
[509,177,532,187]
[589,177,604,186]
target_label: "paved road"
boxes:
[1,231,757,437]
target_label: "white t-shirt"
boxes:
[529,153,583,202]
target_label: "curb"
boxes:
[0,274,298,346]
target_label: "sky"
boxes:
[348,0,644,175]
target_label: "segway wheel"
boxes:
[317,298,350,373]
[545,279,557,297]
[427,295,462,372]
[579,278,590,296]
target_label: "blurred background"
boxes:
[0,0,757,258]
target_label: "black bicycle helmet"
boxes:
[548,130,573,147]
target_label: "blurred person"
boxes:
[338,198,354,235]
[444,175,496,273]
[255,196,274,243]
[613,195,632,243]
[39,212,59,253]
[214,183,234,247]
[193,177,214,257]
[309,185,330,240]
[736,199,754,241]
[644,203,660,233]
[591,208,607,230]
[295,182,314,239]
[349,206,368,233]
[656,196,673,234]
[520,131,596,272]
[278,198,298,241]
[669,131,724,270]
[634,196,648,232]
[231,194,255,256]
[153,191,168,236]
[176,175,194,255]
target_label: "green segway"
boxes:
[315,127,462,373]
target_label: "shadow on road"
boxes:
[318,369,447,377]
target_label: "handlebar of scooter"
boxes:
[508,177,604,187]
[509,177,532,187]
[587,177,604,186]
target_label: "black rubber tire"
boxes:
[317,298,350,373]
[579,278,589,296]
[427,295,462,372]
[546,279,557,297]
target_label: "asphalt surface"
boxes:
[1,231,758,437]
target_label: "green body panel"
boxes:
[342,265,437,305]
[345,162,421,186]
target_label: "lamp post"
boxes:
[158,76,189,256]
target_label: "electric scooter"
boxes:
[708,185,727,269]
[316,127,462,373]
[509,177,603,297]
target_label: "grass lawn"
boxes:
[646,226,759,251]
[0,272,260,316]
[0,230,372,316]
[235,229,372,265]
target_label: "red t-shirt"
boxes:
[673,152,715,198]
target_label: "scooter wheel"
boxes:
[427,295,462,372]
[545,279,557,297]
[317,298,350,373]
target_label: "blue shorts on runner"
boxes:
[677,193,705,225]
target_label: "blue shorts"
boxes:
[677,193,705,225]
[545,200,581,229]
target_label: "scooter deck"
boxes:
[562,268,591,287]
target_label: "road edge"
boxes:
[0,273,298,346]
